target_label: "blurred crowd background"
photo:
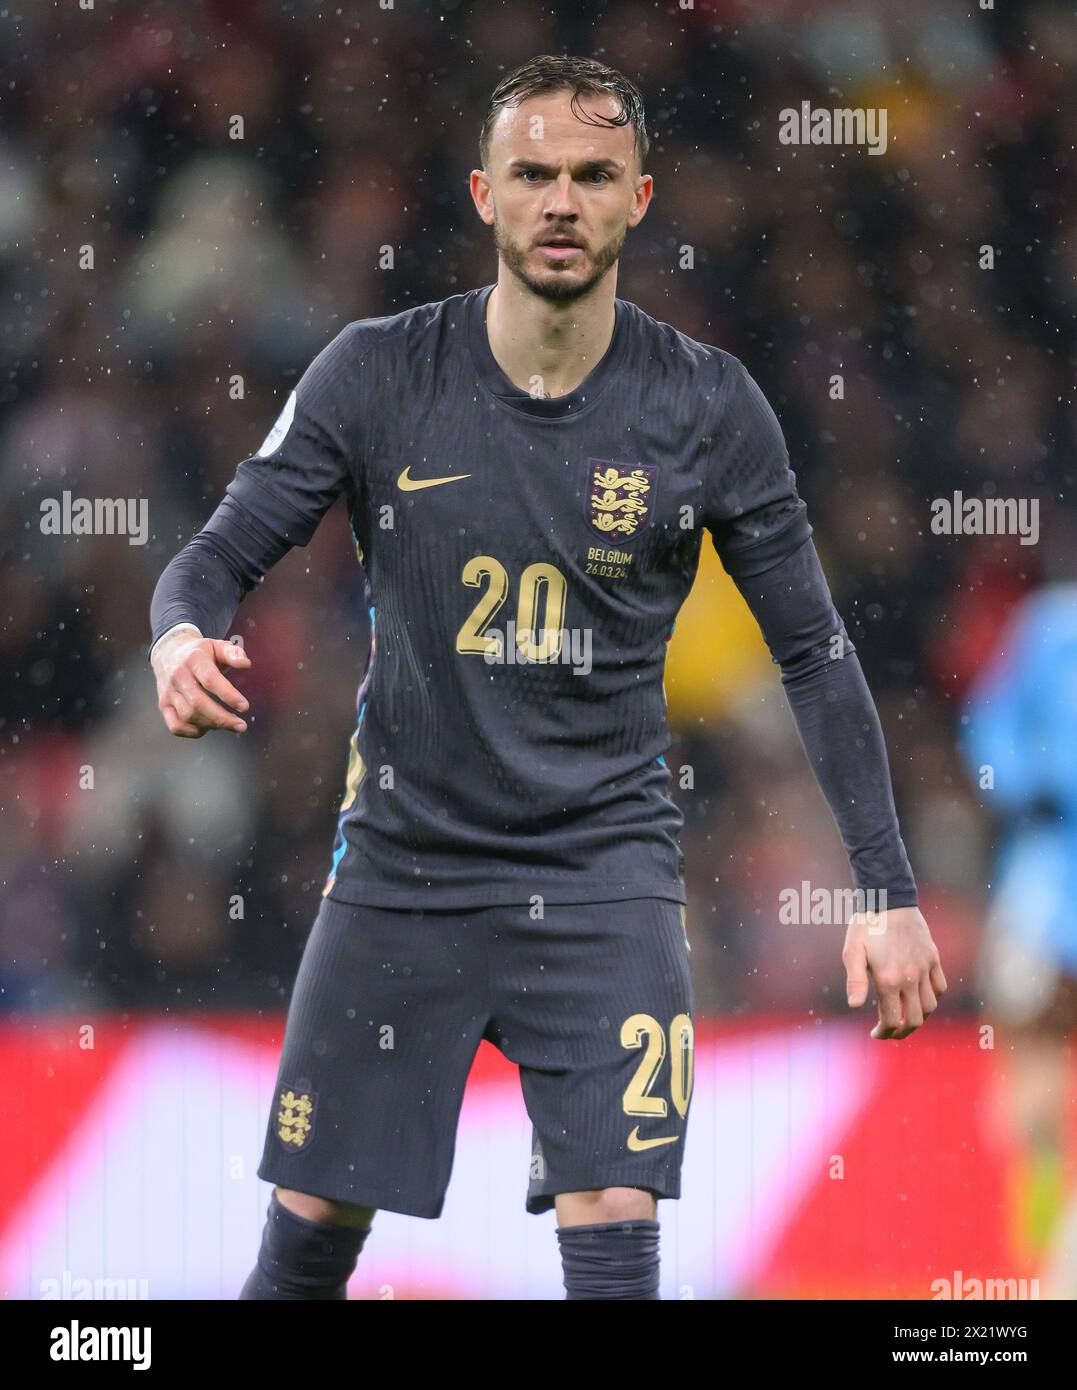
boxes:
[0,0,1072,1019]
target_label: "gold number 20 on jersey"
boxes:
[456,554,568,662]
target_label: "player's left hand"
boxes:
[842,906,947,1040]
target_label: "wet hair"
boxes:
[480,54,649,173]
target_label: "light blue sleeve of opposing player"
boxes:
[959,584,1077,817]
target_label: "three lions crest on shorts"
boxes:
[586,460,658,543]
[276,1087,316,1152]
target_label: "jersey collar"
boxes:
[466,282,628,420]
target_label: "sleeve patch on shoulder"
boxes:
[256,390,297,458]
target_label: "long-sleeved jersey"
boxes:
[151,283,917,910]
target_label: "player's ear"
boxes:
[628,174,653,227]
[469,169,496,225]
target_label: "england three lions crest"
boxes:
[587,460,658,542]
[275,1086,317,1152]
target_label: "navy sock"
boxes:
[239,1191,370,1300]
[557,1219,661,1300]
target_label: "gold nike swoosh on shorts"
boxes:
[397,467,472,491]
[626,1126,680,1152]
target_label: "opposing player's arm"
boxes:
[149,326,360,738]
[702,356,946,1038]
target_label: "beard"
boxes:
[492,212,625,304]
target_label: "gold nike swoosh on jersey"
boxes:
[626,1126,680,1152]
[397,467,472,491]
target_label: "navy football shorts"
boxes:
[256,894,696,1218]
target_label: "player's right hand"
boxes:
[152,631,252,738]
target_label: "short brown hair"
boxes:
[480,55,649,173]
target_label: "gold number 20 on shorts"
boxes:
[620,1013,694,1119]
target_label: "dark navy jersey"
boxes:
[223,284,813,908]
